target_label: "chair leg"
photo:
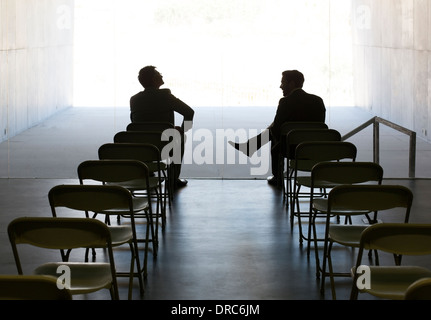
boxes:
[320,225,331,294]
[327,241,337,300]
[292,184,307,245]
[307,211,313,257]
[132,241,145,298]
[127,243,138,300]
[312,214,322,279]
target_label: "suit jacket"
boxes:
[130,88,194,126]
[271,88,326,140]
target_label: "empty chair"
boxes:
[77,159,162,236]
[113,131,179,206]
[278,121,328,194]
[0,275,72,300]
[8,217,119,299]
[314,185,414,299]
[307,161,383,256]
[98,142,167,219]
[283,128,341,208]
[404,278,431,300]
[48,185,148,299]
[290,141,357,245]
[351,223,431,300]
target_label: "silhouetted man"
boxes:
[130,66,195,188]
[229,70,326,187]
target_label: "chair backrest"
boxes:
[127,122,174,132]
[327,185,413,220]
[78,159,150,185]
[285,128,341,159]
[280,122,329,137]
[114,131,176,154]
[48,184,133,216]
[352,223,431,300]
[8,217,114,273]
[359,223,431,256]
[311,161,384,187]
[296,141,357,162]
[287,128,341,145]
[0,275,72,300]
[98,143,162,170]
[405,278,431,300]
[293,141,357,173]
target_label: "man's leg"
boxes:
[268,141,282,188]
[173,127,188,188]
[228,129,270,157]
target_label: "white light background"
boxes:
[73,0,354,108]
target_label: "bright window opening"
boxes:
[73,0,354,108]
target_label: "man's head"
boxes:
[138,66,164,89]
[280,70,305,97]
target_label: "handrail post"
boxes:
[409,132,417,178]
[342,115,417,178]
[373,120,379,165]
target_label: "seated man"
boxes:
[130,65,195,188]
[229,70,326,187]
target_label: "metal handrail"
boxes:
[342,117,417,178]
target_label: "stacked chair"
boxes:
[278,121,329,201]
[113,130,175,213]
[304,161,383,258]
[97,143,166,233]
[8,217,119,299]
[351,223,431,300]
[125,121,177,206]
[48,184,149,300]
[5,121,175,300]
[314,184,413,299]
[290,140,357,245]
[278,120,425,301]
[0,274,73,300]
[5,118,428,301]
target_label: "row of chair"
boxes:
[2,122,176,300]
[2,121,431,300]
[278,122,431,300]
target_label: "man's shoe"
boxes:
[176,179,188,188]
[267,176,280,188]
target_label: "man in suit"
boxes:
[229,70,326,187]
[130,66,195,188]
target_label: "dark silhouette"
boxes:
[130,66,195,188]
[229,70,326,187]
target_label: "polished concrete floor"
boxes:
[1,178,431,302]
[1,106,431,303]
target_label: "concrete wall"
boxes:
[0,0,74,142]
[352,0,431,142]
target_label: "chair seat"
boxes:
[329,224,368,247]
[297,176,341,189]
[146,161,167,172]
[0,275,72,300]
[109,177,162,191]
[34,262,113,295]
[313,199,371,215]
[101,197,149,215]
[353,266,431,300]
[108,225,134,246]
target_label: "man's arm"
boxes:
[271,98,290,141]
[170,95,195,132]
